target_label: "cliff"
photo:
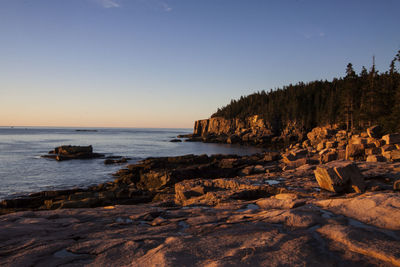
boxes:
[191,116,305,146]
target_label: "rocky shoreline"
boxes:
[1,125,400,266]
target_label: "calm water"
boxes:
[0,127,263,200]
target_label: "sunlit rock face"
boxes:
[192,116,277,145]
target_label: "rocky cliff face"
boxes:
[191,116,304,146]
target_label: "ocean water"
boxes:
[0,127,263,200]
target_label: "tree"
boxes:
[342,63,357,131]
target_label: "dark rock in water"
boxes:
[104,157,129,165]
[177,134,192,138]
[169,139,182,142]
[42,145,104,161]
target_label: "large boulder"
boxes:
[314,161,365,193]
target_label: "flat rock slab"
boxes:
[316,192,400,230]
[1,191,400,267]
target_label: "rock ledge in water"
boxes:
[42,145,104,161]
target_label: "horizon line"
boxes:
[0,125,193,130]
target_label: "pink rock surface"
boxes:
[1,191,400,266]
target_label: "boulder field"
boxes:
[1,125,400,266]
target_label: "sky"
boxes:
[1,0,399,128]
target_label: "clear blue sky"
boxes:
[1,0,399,127]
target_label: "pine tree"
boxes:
[342,63,356,131]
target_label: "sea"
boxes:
[0,127,263,200]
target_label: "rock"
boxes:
[383,150,400,162]
[302,139,311,148]
[169,139,182,142]
[365,147,381,155]
[0,201,389,267]
[226,134,241,144]
[284,158,313,168]
[307,126,334,145]
[337,149,346,160]
[104,157,129,165]
[240,166,255,175]
[192,116,274,144]
[321,151,337,163]
[263,151,280,161]
[274,193,298,200]
[381,144,396,152]
[393,150,400,161]
[174,178,280,206]
[289,148,308,158]
[345,144,365,160]
[382,133,400,145]
[316,192,400,230]
[282,149,308,163]
[60,198,99,209]
[394,180,400,191]
[314,161,365,193]
[42,145,104,161]
[366,155,386,162]
[375,139,386,147]
[177,134,192,138]
[325,141,337,149]
[317,223,400,265]
[337,140,347,149]
[316,142,325,151]
[350,137,368,145]
[256,197,305,209]
[56,145,92,155]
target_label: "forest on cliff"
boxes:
[212,50,400,134]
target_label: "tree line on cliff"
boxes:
[212,50,400,134]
